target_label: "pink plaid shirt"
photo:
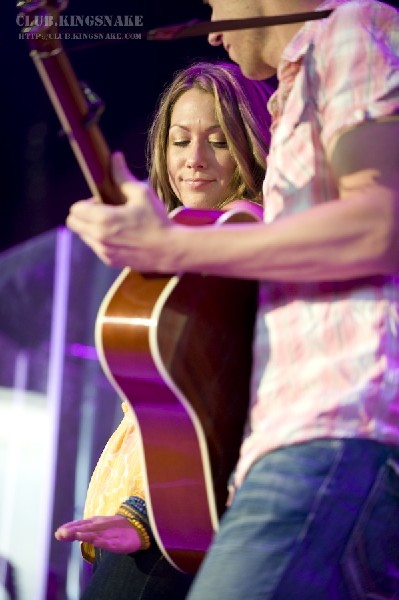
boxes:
[234,0,399,489]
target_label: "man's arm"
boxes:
[66,119,399,281]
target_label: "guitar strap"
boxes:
[145,10,334,40]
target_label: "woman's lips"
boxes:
[184,179,214,189]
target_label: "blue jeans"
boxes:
[80,544,193,600]
[187,438,399,600]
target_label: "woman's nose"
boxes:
[186,144,207,168]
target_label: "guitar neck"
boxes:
[28,38,124,206]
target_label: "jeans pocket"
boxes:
[343,457,399,600]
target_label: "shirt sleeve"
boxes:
[313,0,399,151]
[83,403,145,519]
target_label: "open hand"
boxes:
[54,515,143,554]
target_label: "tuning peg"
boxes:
[19,7,51,33]
[80,82,106,127]
[17,0,69,12]
[17,0,44,11]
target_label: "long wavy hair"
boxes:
[146,61,273,211]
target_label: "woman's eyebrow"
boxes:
[169,124,223,131]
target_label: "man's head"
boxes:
[205,0,318,79]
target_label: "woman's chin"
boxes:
[180,193,220,210]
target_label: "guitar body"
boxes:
[95,207,258,574]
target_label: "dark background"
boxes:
[1,0,225,253]
[2,0,398,255]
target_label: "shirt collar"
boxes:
[281,0,348,63]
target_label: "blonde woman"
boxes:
[56,60,272,600]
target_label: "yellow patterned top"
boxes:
[81,401,145,562]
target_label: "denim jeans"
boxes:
[187,438,399,600]
[80,543,193,600]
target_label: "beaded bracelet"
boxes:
[116,506,151,550]
[121,496,148,521]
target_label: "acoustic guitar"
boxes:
[19,1,258,574]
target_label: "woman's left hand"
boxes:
[54,515,143,554]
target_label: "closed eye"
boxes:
[170,140,229,148]
[210,141,228,148]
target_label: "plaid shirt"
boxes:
[234,0,399,489]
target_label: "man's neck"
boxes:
[260,0,323,59]
[260,0,322,14]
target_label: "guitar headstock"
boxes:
[18,0,125,205]
[17,0,69,53]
